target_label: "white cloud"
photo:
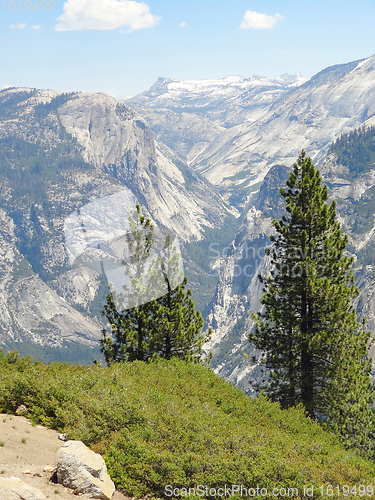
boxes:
[55,0,160,31]
[240,11,283,30]
[10,23,26,30]
[32,25,41,30]
[179,22,186,28]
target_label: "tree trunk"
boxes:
[300,289,314,417]
[138,312,144,361]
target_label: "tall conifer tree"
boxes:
[101,206,210,365]
[250,151,375,452]
[101,203,156,363]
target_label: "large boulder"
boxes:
[56,440,115,500]
[0,477,46,500]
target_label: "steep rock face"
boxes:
[0,207,101,346]
[128,74,308,200]
[131,57,375,206]
[204,166,290,390]
[355,266,375,358]
[58,93,229,242]
[0,208,27,337]
[0,90,137,347]
[3,54,375,367]
[124,106,225,163]
[58,95,151,171]
[205,164,289,339]
[7,276,102,345]
[205,207,272,345]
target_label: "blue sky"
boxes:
[1,0,375,97]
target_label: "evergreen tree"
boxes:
[101,206,210,365]
[150,234,211,363]
[250,151,375,452]
[101,203,156,363]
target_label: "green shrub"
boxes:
[0,350,374,498]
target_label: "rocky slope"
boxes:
[128,73,307,172]
[55,91,229,242]
[0,88,230,353]
[204,165,289,390]
[126,56,375,389]
[3,54,375,374]
[122,106,225,164]
[128,74,307,126]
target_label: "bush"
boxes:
[0,350,374,498]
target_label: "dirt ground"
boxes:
[0,413,129,499]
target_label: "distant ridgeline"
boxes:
[330,125,375,177]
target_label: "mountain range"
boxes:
[1,54,375,380]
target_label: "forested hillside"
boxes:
[330,125,375,177]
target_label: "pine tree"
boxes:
[250,151,375,452]
[101,203,156,363]
[101,206,210,365]
[150,234,211,363]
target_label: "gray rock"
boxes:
[0,477,46,500]
[205,148,375,390]
[56,440,115,500]
[128,74,305,128]
[132,56,375,202]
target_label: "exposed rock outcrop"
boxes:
[205,152,375,389]
[56,440,115,500]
